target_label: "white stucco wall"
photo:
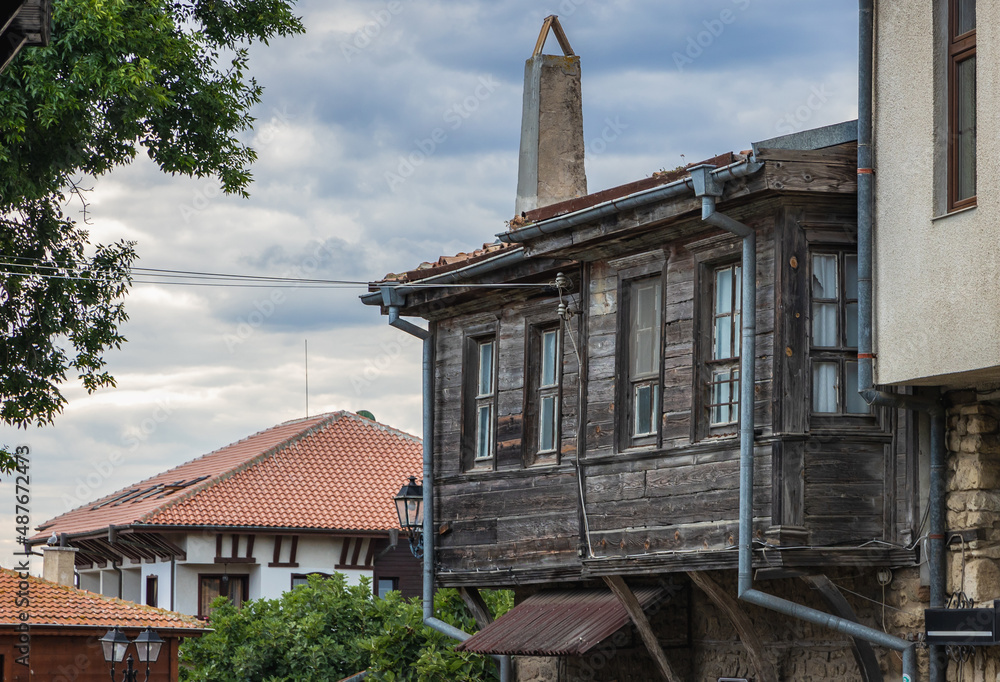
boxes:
[72,533,376,617]
[874,1,1000,387]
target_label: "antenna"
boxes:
[304,339,309,418]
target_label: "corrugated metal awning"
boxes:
[455,587,664,656]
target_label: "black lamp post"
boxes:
[99,626,164,682]
[394,476,424,558]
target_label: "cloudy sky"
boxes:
[0,0,859,568]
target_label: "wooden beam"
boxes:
[800,574,884,682]
[603,575,681,682]
[458,587,494,629]
[687,571,777,682]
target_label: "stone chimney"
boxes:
[43,545,78,587]
[515,15,587,216]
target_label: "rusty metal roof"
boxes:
[455,587,663,656]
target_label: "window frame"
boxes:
[808,250,872,425]
[197,573,249,619]
[145,575,158,608]
[461,324,499,471]
[947,0,976,212]
[706,262,742,432]
[376,577,399,598]
[291,571,332,590]
[617,272,664,450]
[525,321,563,467]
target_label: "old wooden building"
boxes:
[362,19,927,681]
[364,121,927,680]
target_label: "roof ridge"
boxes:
[138,412,349,525]
[339,410,422,445]
[42,412,340,525]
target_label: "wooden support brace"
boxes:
[532,15,575,57]
[687,571,778,682]
[603,575,681,682]
[458,587,494,629]
[800,574,884,682]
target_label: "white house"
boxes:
[30,411,423,618]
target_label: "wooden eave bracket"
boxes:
[532,15,575,57]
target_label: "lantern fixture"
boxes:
[99,626,164,681]
[394,476,424,558]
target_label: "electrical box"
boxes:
[925,602,1000,645]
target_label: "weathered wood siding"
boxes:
[429,189,914,587]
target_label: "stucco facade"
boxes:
[873,0,1000,388]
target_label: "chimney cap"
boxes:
[532,15,575,57]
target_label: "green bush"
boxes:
[180,575,512,682]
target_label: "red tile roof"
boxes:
[379,241,519,284]
[0,569,205,630]
[33,412,422,540]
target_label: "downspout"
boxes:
[689,165,918,681]
[380,289,512,682]
[856,2,945,680]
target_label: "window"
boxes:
[810,253,869,416]
[376,577,398,598]
[526,324,562,465]
[948,0,976,211]
[707,264,741,428]
[198,574,248,619]
[463,332,497,469]
[291,572,331,589]
[624,277,662,445]
[145,575,158,607]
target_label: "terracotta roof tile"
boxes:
[378,241,518,284]
[32,412,422,540]
[0,569,205,630]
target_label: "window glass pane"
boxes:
[200,578,221,616]
[377,578,396,598]
[811,254,838,299]
[634,384,652,435]
[845,302,859,348]
[539,395,556,451]
[956,55,977,202]
[476,404,492,459]
[845,255,858,300]
[711,370,731,425]
[812,362,839,413]
[714,316,732,359]
[733,311,741,356]
[715,268,733,314]
[955,0,975,36]
[631,280,660,377]
[478,341,493,396]
[812,303,839,347]
[541,330,557,386]
[844,362,870,414]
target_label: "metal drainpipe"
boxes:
[856,1,945,679]
[690,166,918,681]
[382,292,511,681]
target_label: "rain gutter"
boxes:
[857,1,943,679]
[689,162,918,681]
[377,288,512,682]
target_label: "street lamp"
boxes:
[394,476,424,558]
[99,626,164,681]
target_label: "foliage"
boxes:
[0,0,303,470]
[179,575,513,682]
[366,588,513,682]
